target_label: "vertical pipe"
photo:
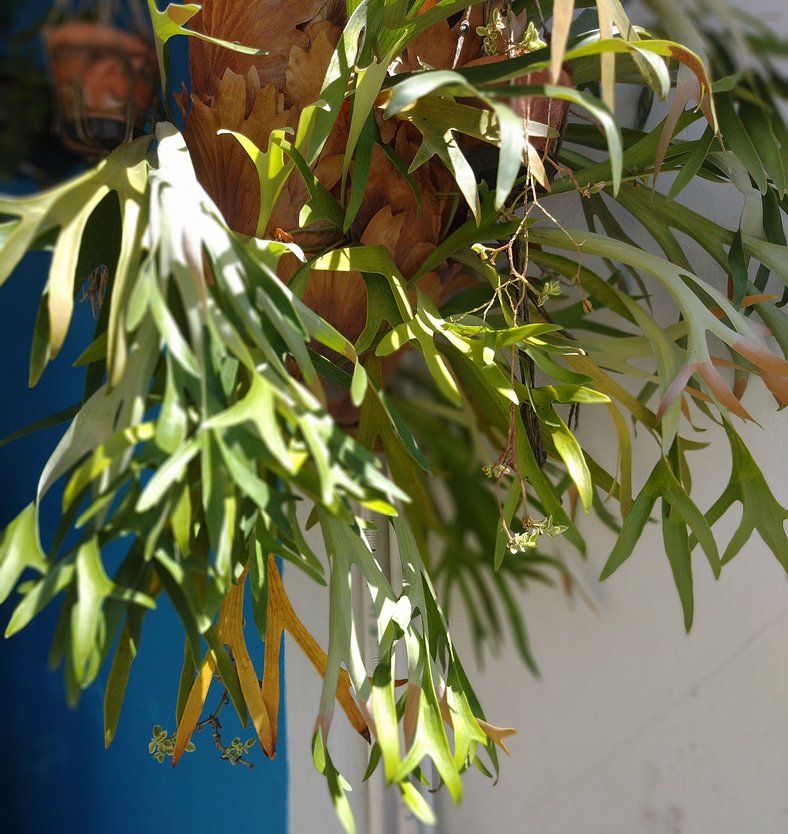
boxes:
[357,505,390,834]
[357,498,435,834]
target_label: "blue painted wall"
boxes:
[0,7,289,831]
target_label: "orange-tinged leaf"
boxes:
[526,141,550,191]
[172,653,216,765]
[658,359,753,423]
[682,387,712,405]
[261,617,285,751]
[680,394,692,421]
[733,338,788,406]
[696,358,753,421]
[667,45,716,127]
[654,45,716,184]
[222,569,275,756]
[403,683,421,750]
[263,555,369,741]
[654,72,698,184]
[709,355,748,372]
[477,718,517,755]
[657,362,696,423]
[172,579,237,764]
[733,375,749,401]
[437,691,515,755]
[709,294,776,318]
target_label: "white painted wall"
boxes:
[287,2,788,831]
[284,554,369,832]
[437,389,788,834]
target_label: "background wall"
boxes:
[436,394,788,834]
[287,1,788,832]
[0,6,288,832]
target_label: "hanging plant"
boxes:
[0,5,75,180]
[43,0,159,155]
[0,0,786,829]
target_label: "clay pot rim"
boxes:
[43,20,156,60]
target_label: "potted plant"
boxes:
[0,0,785,829]
[43,0,159,155]
[0,4,81,180]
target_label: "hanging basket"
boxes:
[43,20,158,157]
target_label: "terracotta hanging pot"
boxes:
[43,20,158,157]
[511,66,574,158]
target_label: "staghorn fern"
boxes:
[1,0,787,829]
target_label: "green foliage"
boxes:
[0,0,786,829]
